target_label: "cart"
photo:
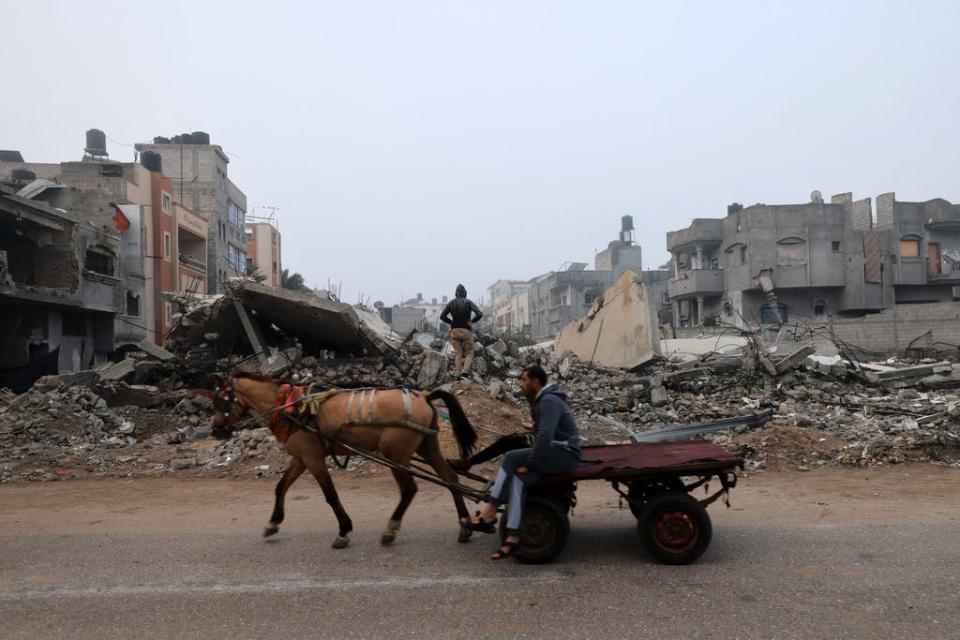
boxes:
[497,439,743,565]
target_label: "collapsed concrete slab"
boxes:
[165,281,402,361]
[554,270,661,371]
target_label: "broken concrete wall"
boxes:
[555,270,661,370]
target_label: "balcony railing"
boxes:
[668,269,724,298]
[178,254,206,273]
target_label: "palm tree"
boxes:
[281,268,306,291]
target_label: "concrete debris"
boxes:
[2,307,960,484]
[555,270,661,370]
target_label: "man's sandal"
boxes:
[491,539,520,560]
[461,512,497,534]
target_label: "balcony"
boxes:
[668,269,724,299]
[178,254,207,273]
[928,257,960,283]
[667,219,724,252]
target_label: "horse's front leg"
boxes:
[301,450,354,549]
[264,456,305,537]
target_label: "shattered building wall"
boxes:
[0,187,120,390]
[666,192,960,335]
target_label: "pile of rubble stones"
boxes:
[2,335,959,484]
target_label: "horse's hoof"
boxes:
[331,535,350,549]
[263,524,279,538]
[381,532,396,546]
[458,526,473,543]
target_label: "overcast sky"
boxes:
[5,1,959,305]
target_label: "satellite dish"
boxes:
[810,190,823,204]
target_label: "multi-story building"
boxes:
[135,132,247,294]
[491,217,647,341]
[665,192,960,330]
[486,279,529,334]
[0,183,123,389]
[245,219,282,287]
[1,131,209,344]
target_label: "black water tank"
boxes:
[141,151,162,173]
[179,133,193,144]
[191,131,210,145]
[153,136,170,144]
[11,168,36,181]
[727,202,743,215]
[621,215,634,232]
[85,128,107,154]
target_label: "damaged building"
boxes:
[488,216,671,340]
[667,192,960,333]
[0,184,122,390]
[1,130,213,345]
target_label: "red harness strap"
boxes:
[270,384,306,443]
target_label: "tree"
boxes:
[281,268,306,291]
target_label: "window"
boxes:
[84,248,114,275]
[164,302,173,325]
[814,300,826,316]
[584,290,599,305]
[739,246,747,264]
[900,237,920,257]
[272,259,277,273]
[227,244,246,271]
[163,232,171,261]
[63,312,86,336]
[228,200,245,229]
[776,238,807,265]
[162,193,171,211]
[99,164,123,177]
[831,241,841,252]
[126,291,140,317]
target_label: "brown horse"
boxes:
[210,374,477,549]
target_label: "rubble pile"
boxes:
[1,297,959,483]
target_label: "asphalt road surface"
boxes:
[1,466,958,639]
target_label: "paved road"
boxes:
[1,468,958,639]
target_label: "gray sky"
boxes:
[5,1,959,305]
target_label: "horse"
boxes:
[209,373,477,549]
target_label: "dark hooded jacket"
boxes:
[440,288,483,330]
[526,385,581,469]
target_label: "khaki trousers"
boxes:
[450,328,476,375]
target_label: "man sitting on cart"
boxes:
[462,365,582,560]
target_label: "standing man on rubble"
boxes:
[440,284,483,379]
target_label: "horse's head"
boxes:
[210,373,248,439]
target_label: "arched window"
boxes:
[900,235,921,257]
[776,237,807,265]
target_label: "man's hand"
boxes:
[516,466,528,474]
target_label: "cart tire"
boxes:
[627,478,685,519]
[638,492,712,565]
[498,495,570,564]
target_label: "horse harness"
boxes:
[266,385,438,443]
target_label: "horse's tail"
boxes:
[425,390,478,459]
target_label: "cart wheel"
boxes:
[627,479,685,519]
[498,495,570,564]
[638,491,712,565]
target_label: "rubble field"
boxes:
[2,286,959,484]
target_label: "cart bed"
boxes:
[542,440,741,484]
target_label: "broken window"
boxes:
[776,237,807,265]
[814,299,826,316]
[126,291,140,317]
[98,164,123,177]
[63,312,86,336]
[832,241,841,252]
[900,237,921,257]
[739,246,747,264]
[84,248,114,275]
[584,290,598,305]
